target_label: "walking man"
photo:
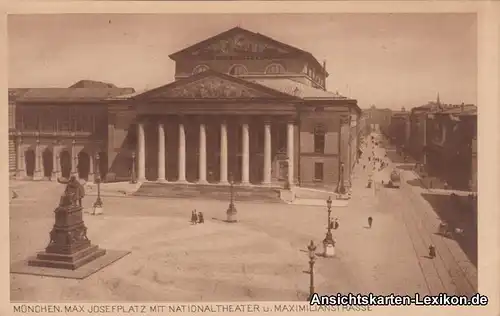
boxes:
[191,210,198,225]
[367,216,373,228]
[428,244,436,259]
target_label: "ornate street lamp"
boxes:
[336,162,346,194]
[92,152,104,215]
[322,196,336,257]
[226,173,237,223]
[307,240,317,301]
[130,151,137,184]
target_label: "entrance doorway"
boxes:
[25,149,35,177]
[42,148,53,179]
[60,150,72,179]
[78,151,90,180]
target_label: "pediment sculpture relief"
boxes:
[192,34,289,56]
[165,77,266,99]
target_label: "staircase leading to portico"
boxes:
[133,182,284,203]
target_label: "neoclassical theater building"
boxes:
[9,27,362,189]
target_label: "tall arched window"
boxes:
[192,64,209,75]
[228,64,248,76]
[314,125,326,154]
[265,63,286,74]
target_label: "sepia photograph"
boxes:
[8,13,479,302]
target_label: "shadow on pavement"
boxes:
[396,165,414,171]
[406,179,425,189]
[421,192,477,267]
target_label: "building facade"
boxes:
[10,27,362,190]
[425,104,477,190]
[388,109,410,149]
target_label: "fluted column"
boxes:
[16,136,25,179]
[137,122,146,182]
[198,122,208,184]
[158,122,166,182]
[287,121,294,187]
[178,121,187,183]
[71,139,77,177]
[88,152,94,182]
[220,121,229,184]
[241,122,250,185]
[54,147,62,179]
[263,120,272,185]
[52,142,59,181]
[34,139,42,179]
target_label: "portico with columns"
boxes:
[134,114,297,187]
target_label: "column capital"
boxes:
[284,116,297,124]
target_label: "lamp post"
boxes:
[307,240,317,301]
[226,173,237,223]
[130,151,137,184]
[336,162,346,194]
[92,152,104,215]
[322,196,336,257]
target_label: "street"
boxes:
[364,133,477,297]
[9,133,477,301]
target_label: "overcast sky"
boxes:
[8,13,477,110]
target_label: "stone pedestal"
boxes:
[226,204,237,223]
[92,205,104,215]
[28,195,106,270]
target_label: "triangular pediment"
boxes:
[133,70,298,100]
[169,27,299,60]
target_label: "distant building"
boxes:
[363,105,392,136]
[389,108,410,149]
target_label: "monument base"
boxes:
[28,244,106,270]
[226,212,237,223]
[92,206,104,215]
[11,249,130,279]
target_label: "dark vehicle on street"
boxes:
[388,170,401,188]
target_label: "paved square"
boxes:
[10,177,432,302]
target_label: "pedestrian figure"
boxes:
[333,218,339,230]
[367,216,373,228]
[198,211,204,224]
[191,210,198,225]
[428,245,436,259]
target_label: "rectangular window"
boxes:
[314,133,325,154]
[314,162,324,181]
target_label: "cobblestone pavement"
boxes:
[9,136,475,301]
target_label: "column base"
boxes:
[137,178,147,183]
[219,181,229,186]
[176,179,188,184]
[197,180,209,185]
[156,178,167,183]
[240,181,251,186]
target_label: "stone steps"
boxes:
[133,183,284,203]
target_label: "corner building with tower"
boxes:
[10,27,362,190]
